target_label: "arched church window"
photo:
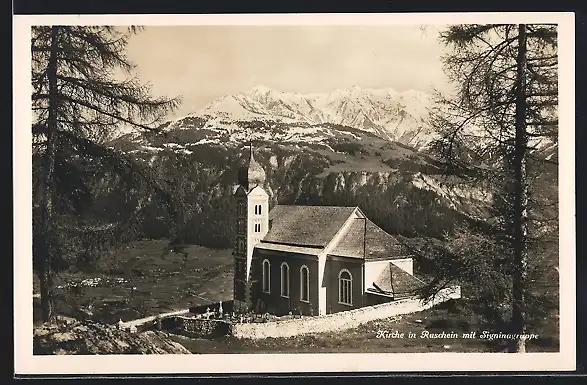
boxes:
[262,259,271,293]
[300,265,309,303]
[338,269,352,306]
[281,262,290,298]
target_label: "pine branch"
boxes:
[55,92,170,132]
[54,129,183,235]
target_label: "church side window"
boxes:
[254,204,262,216]
[338,269,352,306]
[237,239,245,254]
[281,262,290,298]
[300,265,309,303]
[237,219,245,234]
[254,223,262,233]
[262,259,271,293]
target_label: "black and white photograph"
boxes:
[14,12,576,374]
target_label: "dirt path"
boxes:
[120,308,192,329]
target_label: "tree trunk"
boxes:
[510,23,529,353]
[39,26,59,323]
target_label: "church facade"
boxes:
[233,149,424,316]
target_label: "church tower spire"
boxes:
[238,142,266,192]
[233,143,269,312]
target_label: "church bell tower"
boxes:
[233,144,269,312]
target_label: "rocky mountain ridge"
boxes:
[98,84,556,249]
[178,85,435,150]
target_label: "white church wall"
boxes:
[390,258,414,276]
[364,259,413,283]
[364,260,390,288]
[232,286,461,339]
[246,186,269,276]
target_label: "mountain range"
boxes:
[110,85,458,208]
[197,85,434,148]
[116,84,556,159]
[104,84,556,249]
[115,85,436,151]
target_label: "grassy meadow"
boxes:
[33,240,234,325]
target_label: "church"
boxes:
[232,148,424,316]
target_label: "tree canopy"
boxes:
[32,26,183,322]
[425,24,558,352]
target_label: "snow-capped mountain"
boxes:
[113,84,556,163]
[187,85,435,149]
[104,85,557,246]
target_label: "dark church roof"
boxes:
[264,205,357,248]
[329,219,410,260]
[370,262,424,296]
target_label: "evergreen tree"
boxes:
[428,24,558,352]
[31,26,182,322]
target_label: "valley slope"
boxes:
[106,86,495,251]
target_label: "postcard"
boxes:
[14,12,576,375]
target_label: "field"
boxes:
[33,240,234,325]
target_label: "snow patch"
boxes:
[192,138,219,146]
[141,146,164,152]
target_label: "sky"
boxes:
[124,25,452,118]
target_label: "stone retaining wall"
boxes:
[232,286,461,339]
[162,316,231,338]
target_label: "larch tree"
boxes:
[31,26,182,323]
[427,24,558,352]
